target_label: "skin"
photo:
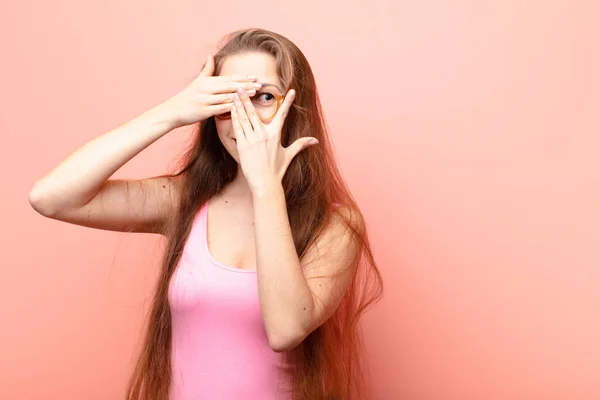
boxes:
[28,51,359,353]
[210,52,358,351]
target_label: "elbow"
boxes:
[267,326,308,353]
[28,183,58,217]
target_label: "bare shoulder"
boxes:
[302,204,365,272]
[329,204,365,238]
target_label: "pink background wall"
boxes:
[1,1,599,399]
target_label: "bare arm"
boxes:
[252,185,359,352]
[28,107,181,234]
[29,54,262,234]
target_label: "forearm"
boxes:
[29,105,178,212]
[252,184,315,349]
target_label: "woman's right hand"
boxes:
[28,53,260,231]
[159,54,262,127]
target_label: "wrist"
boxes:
[251,180,284,200]
[145,102,182,130]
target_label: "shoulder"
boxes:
[309,204,364,258]
[329,203,365,238]
[301,204,364,276]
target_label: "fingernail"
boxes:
[247,75,256,79]
[234,93,240,101]
[309,138,319,145]
[237,88,245,95]
[252,83,262,89]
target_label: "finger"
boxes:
[208,102,233,116]
[286,137,319,162]
[230,106,246,144]
[212,81,262,94]
[207,93,235,105]
[233,92,256,139]
[237,89,263,132]
[273,89,296,126]
[207,90,257,105]
[198,54,214,77]
[216,74,257,83]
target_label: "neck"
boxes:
[222,165,253,200]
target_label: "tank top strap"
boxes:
[183,202,209,257]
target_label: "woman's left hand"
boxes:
[231,88,319,195]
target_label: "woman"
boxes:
[29,28,383,400]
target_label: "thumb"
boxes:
[286,137,319,160]
[199,53,215,77]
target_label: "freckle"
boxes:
[303,307,306,310]
[162,185,166,188]
[225,200,228,203]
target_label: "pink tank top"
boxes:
[167,202,292,399]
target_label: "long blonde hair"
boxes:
[126,28,383,400]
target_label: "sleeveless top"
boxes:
[167,202,292,399]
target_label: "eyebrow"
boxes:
[259,82,284,93]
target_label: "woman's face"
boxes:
[214,51,284,163]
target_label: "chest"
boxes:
[206,200,257,271]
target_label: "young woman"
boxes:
[29,28,383,400]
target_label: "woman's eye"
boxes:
[255,92,275,103]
